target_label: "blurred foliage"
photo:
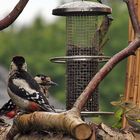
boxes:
[0,0,129,125]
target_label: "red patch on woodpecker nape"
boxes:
[6,111,17,119]
[29,102,41,111]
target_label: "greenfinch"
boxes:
[111,99,140,132]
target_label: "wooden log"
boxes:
[7,109,92,140]
[1,122,139,140]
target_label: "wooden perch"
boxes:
[2,121,139,140]
[7,109,91,140]
[0,0,29,30]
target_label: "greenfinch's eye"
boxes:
[124,102,129,106]
[125,102,129,105]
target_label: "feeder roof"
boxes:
[52,1,112,16]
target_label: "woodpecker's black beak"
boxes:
[48,80,58,86]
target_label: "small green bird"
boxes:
[112,108,123,129]
[111,99,140,132]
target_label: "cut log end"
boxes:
[74,123,92,139]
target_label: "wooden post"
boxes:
[123,0,140,127]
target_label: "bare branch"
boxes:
[2,120,137,140]
[123,0,140,35]
[0,0,29,31]
[73,0,140,111]
[74,38,140,111]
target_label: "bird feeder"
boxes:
[51,1,112,112]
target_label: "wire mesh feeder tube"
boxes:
[52,1,112,112]
[66,59,99,111]
[66,15,99,111]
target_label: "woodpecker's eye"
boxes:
[41,77,46,81]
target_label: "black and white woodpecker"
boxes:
[7,56,55,112]
[0,74,57,118]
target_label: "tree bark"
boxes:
[1,122,139,140]
[7,109,91,140]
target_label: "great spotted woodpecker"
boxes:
[34,74,57,98]
[7,56,55,112]
[0,74,57,118]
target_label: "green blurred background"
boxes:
[0,0,129,125]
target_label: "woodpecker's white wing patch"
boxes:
[7,87,30,110]
[13,78,39,95]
